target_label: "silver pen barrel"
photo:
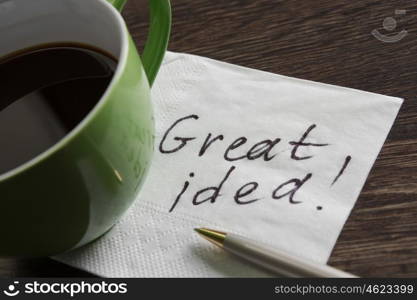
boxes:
[224,234,357,278]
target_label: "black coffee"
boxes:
[0,43,117,174]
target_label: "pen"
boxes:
[195,228,357,278]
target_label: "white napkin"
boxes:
[55,51,402,277]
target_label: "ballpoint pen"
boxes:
[195,228,357,278]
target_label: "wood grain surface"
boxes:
[1,0,416,277]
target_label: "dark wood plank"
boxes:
[1,0,416,277]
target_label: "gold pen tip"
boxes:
[194,228,205,234]
[194,228,226,248]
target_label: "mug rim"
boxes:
[0,0,130,182]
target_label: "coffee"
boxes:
[0,43,117,175]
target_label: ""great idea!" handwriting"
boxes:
[159,114,352,213]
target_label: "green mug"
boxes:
[0,0,171,257]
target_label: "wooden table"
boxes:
[1,0,416,277]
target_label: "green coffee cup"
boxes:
[0,0,171,257]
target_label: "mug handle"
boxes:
[107,0,171,87]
